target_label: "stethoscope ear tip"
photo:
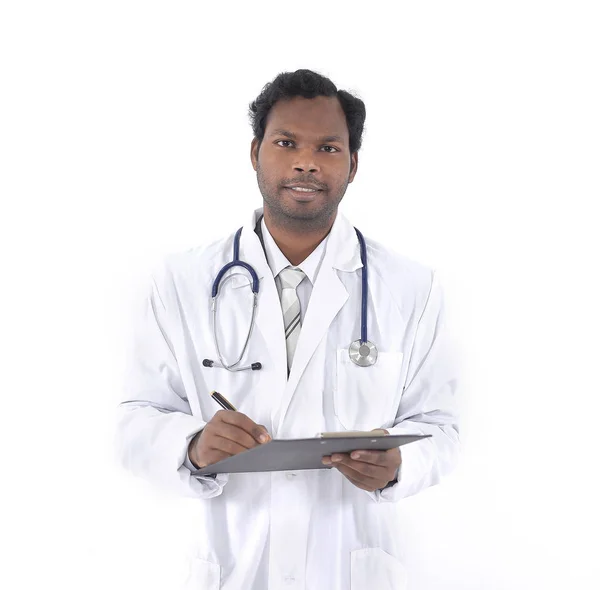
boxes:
[202,358,262,371]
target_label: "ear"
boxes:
[348,151,358,183]
[250,138,260,171]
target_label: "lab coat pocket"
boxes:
[351,547,408,590]
[335,349,403,431]
[184,557,221,589]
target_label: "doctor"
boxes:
[115,69,460,590]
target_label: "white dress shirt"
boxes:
[260,215,330,324]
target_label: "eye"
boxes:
[275,140,339,153]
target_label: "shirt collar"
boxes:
[260,216,329,285]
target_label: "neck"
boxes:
[262,209,336,266]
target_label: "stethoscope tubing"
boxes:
[203,222,374,371]
[354,227,368,344]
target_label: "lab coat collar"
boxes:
[260,215,327,287]
[239,206,363,279]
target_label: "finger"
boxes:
[218,410,271,444]
[207,421,257,450]
[350,449,402,473]
[330,453,388,479]
[371,428,390,435]
[210,433,250,457]
[347,450,388,465]
[322,453,350,466]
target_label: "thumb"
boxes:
[371,428,390,435]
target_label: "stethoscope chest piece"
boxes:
[349,339,378,367]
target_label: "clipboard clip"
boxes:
[316,429,388,438]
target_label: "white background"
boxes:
[1,1,599,588]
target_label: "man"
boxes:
[115,69,460,590]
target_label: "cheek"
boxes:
[329,159,352,180]
[259,155,283,181]
[328,171,349,190]
[257,164,279,186]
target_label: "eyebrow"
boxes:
[269,128,345,144]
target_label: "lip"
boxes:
[283,187,321,201]
[284,183,323,191]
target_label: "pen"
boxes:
[210,390,238,412]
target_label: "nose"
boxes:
[292,148,320,174]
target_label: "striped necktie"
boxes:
[278,266,306,375]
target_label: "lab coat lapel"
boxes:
[276,210,363,432]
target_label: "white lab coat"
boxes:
[115,206,460,590]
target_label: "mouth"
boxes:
[283,186,323,200]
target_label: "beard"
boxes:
[255,161,349,233]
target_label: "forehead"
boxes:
[264,95,349,142]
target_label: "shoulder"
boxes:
[362,234,436,304]
[147,232,234,297]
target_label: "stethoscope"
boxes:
[202,216,378,371]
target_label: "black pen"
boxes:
[210,390,238,411]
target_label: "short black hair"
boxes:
[248,69,366,155]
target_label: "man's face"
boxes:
[250,95,358,230]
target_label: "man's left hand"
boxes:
[321,429,402,492]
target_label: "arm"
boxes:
[374,270,461,503]
[114,265,227,498]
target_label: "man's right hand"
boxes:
[188,410,272,469]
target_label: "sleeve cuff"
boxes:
[181,429,221,485]
[184,453,217,480]
[176,420,228,496]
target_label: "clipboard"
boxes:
[191,433,431,476]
